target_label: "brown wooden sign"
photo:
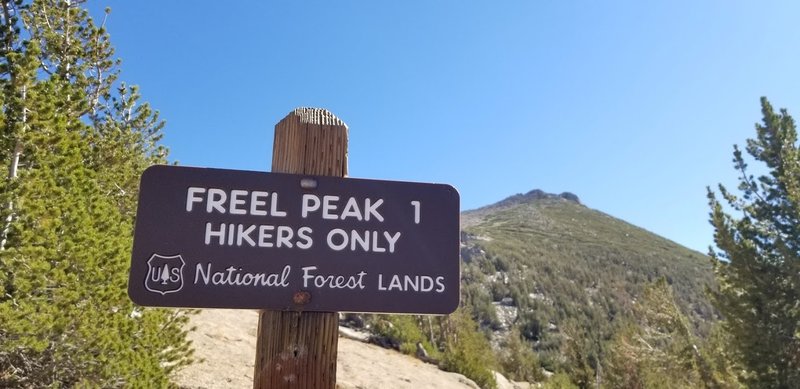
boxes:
[128,165,460,314]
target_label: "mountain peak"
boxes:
[495,189,581,208]
[461,188,582,229]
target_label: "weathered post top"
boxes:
[272,107,348,177]
[289,107,348,127]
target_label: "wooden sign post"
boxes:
[253,108,347,388]
[127,106,459,386]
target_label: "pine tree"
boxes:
[440,307,499,389]
[499,327,544,383]
[700,323,742,388]
[0,1,192,386]
[161,265,170,284]
[604,279,712,389]
[707,97,800,388]
[560,320,601,389]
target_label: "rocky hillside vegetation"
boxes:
[459,189,715,374]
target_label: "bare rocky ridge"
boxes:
[460,189,580,228]
[174,309,528,389]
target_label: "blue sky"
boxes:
[88,1,800,253]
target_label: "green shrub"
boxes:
[543,372,578,389]
[373,315,441,360]
[0,1,192,386]
[499,328,545,383]
[440,308,498,389]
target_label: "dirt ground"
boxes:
[173,309,482,389]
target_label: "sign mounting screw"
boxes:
[292,291,311,305]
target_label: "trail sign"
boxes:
[128,165,460,314]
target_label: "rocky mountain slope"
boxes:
[460,189,715,369]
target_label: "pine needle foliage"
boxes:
[0,1,192,387]
[707,97,800,388]
[604,278,722,389]
[498,327,544,383]
[370,308,498,389]
[440,307,498,389]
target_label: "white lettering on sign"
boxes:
[208,188,226,213]
[183,186,433,254]
[378,274,446,293]
[410,201,420,224]
[301,266,367,290]
[250,191,268,215]
[186,187,206,212]
[204,223,312,249]
[301,194,384,221]
[185,187,287,217]
[326,229,401,253]
[230,190,247,215]
[194,263,291,287]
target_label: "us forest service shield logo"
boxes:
[145,254,186,295]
